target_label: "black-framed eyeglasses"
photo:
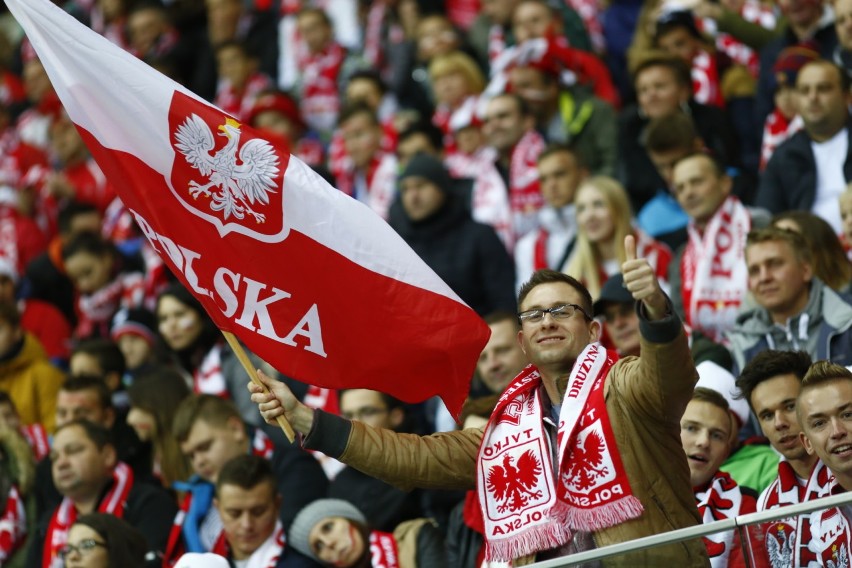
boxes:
[518,303,591,325]
[58,539,108,559]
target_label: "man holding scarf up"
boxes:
[250,235,706,566]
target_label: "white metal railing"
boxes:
[527,491,852,567]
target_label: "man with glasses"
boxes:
[328,389,425,531]
[250,235,706,565]
[25,419,176,567]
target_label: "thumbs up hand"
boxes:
[621,235,667,321]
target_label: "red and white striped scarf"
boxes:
[760,110,803,171]
[363,2,387,70]
[758,460,850,567]
[691,50,724,109]
[75,271,146,339]
[213,72,274,123]
[298,42,347,134]
[508,130,545,238]
[211,520,286,568]
[43,462,133,568]
[369,530,401,567]
[193,343,228,398]
[680,196,750,344]
[694,470,746,568]
[477,344,642,562]
[20,423,49,461]
[0,484,26,563]
[488,25,507,68]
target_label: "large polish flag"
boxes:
[7,0,490,417]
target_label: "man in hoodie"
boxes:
[727,226,852,372]
[389,153,516,317]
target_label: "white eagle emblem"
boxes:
[174,115,279,223]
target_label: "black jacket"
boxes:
[26,476,177,567]
[756,120,852,214]
[388,182,516,317]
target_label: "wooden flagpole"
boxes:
[222,331,296,442]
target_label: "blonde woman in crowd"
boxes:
[565,176,672,299]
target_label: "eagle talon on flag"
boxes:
[7,0,490,418]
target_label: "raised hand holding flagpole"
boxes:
[222,331,295,442]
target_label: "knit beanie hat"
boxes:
[111,307,157,346]
[289,499,367,561]
[397,153,453,194]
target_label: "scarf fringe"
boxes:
[483,521,572,563]
[552,496,644,532]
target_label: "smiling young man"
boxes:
[680,387,757,567]
[795,360,852,564]
[250,235,706,566]
[734,349,829,565]
[727,226,852,372]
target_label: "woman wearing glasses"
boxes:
[61,513,147,568]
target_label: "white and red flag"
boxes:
[6,0,490,417]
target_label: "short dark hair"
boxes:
[337,101,378,128]
[74,513,148,568]
[214,39,253,59]
[338,388,405,413]
[57,202,98,235]
[644,113,698,153]
[633,53,692,90]
[735,350,812,411]
[346,69,387,95]
[746,226,813,266]
[397,120,445,153]
[54,419,114,450]
[537,143,586,170]
[483,310,521,332]
[72,338,127,378]
[62,231,115,261]
[672,151,725,179]
[799,59,852,95]
[61,375,114,411]
[173,394,242,443]
[517,269,593,316]
[216,454,276,496]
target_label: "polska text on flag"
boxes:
[6,0,490,417]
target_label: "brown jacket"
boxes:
[304,305,708,567]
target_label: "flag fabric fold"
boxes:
[6,0,490,417]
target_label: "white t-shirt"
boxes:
[810,127,848,233]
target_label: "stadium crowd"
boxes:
[2,0,852,565]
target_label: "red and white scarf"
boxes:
[20,423,49,461]
[691,50,724,109]
[368,530,400,568]
[508,130,545,238]
[759,460,850,567]
[298,41,347,135]
[43,462,133,568]
[477,343,642,562]
[680,196,750,344]
[695,470,746,567]
[760,110,803,171]
[488,25,507,68]
[211,520,286,568]
[193,343,228,398]
[75,270,145,339]
[0,485,26,563]
[213,72,273,123]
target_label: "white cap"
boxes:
[173,553,230,567]
[696,360,750,427]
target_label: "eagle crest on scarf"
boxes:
[486,450,543,513]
